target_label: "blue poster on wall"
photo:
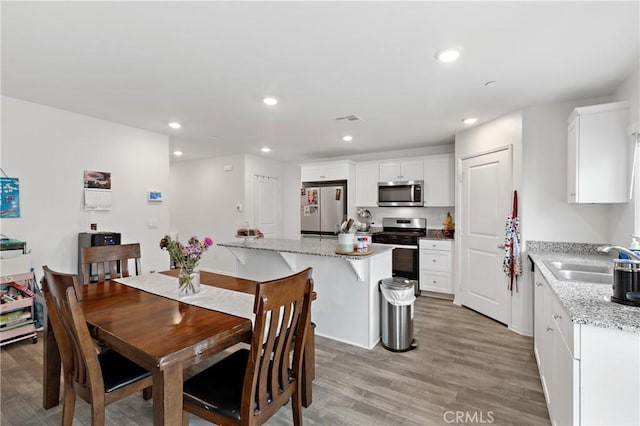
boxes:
[1,177,20,218]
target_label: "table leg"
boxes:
[43,316,61,409]
[301,321,315,408]
[152,364,183,426]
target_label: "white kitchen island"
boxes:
[217,238,393,349]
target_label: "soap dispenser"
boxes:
[620,236,640,259]
[631,236,640,257]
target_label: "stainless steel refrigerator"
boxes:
[300,181,347,237]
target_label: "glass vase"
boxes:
[178,267,200,295]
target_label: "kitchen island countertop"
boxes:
[529,250,640,333]
[217,237,393,349]
[217,237,393,259]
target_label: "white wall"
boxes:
[609,67,639,246]
[169,154,246,274]
[521,95,614,245]
[0,96,170,278]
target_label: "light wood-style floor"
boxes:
[1,297,550,426]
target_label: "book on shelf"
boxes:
[1,308,31,323]
[6,281,35,298]
[0,312,33,331]
[0,318,34,331]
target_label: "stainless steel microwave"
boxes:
[377,180,423,207]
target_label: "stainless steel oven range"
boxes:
[372,217,426,296]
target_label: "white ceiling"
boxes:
[2,1,638,162]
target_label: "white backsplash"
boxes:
[361,206,455,230]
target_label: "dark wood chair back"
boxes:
[42,266,105,400]
[42,266,152,425]
[182,267,313,426]
[80,243,141,284]
[244,267,313,424]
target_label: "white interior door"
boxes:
[253,175,280,238]
[460,147,512,324]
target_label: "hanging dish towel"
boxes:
[503,190,522,293]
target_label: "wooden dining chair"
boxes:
[79,243,141,285]
[41,266,153,426]
[182,267,314,426]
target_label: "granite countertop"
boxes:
[217,238,394,259]
[422,229,454,240]
[528,248,640,333]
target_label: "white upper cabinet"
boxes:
[301,161,350,182]
[379,159,424,182]
[423,154,454,206]
[567,101,630,203]
[355,161,379,207]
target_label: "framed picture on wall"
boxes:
[83,170,111,189]
[0,177,20,218]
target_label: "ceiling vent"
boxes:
[335,115,361,122]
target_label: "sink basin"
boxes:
[547,261,611,274]
[544,260,613,284]
[554,270,613,284]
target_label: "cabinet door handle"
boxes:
[498,244,505,249]
[569,192,576,196]
[553,314,562,320]
[546,327,554,332]
[432,259,436,262]
[536,282,543,287]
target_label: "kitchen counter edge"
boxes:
[217,238,393,259]
[528,250,639,334]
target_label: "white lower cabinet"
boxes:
[535,267,579,426]
[419,239,453,294]
[534,266,640,426]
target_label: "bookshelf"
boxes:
[1,270,38,346]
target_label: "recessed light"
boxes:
[263,97,278,106]
[462,118,478,125]
[435,48,461,63]
[342,135,353,142]
[173,150,183,156]
[261,147,271,153]
[168,122,181,129]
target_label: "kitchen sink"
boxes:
[554,270,612,284]
[544,260,613,285]
[546,261,611,274]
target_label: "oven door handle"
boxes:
[374,243,418,250]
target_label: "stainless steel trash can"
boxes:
[379,277,415,352]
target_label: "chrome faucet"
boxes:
[597,245,640,261]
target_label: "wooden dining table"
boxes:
[42,270,315,425]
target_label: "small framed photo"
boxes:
[147,191,163,202]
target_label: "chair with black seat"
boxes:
[41,266,153,426]
[80,243,141,285]
[182,267,314,426]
